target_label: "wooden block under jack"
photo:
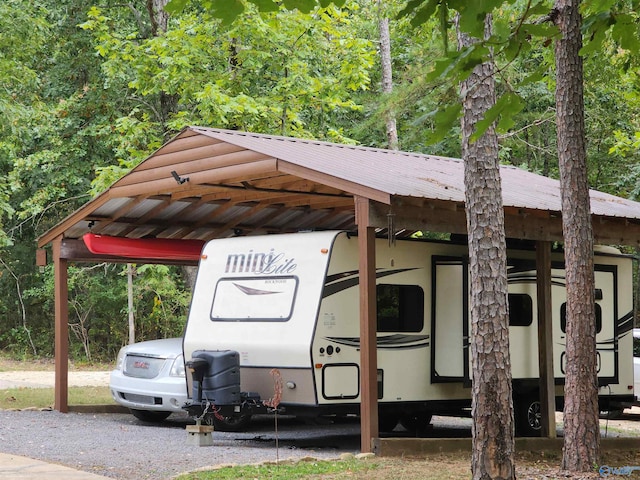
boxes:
[186,423,214,446]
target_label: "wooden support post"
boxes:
[536,241,556,438]
[355,196,379,452]
[53,236,69,413]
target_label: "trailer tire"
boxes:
[515,396,542,437]
[399,412,433,435]
[130,409,172,423]
[212,414,252,432]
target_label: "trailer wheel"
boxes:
[515,396,542,437]
[212,413,252,432]
[599,409,623,420]
[130,409,172,423]
[399,412,433,435]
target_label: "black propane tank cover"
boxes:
[191,350,241,406]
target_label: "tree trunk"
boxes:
[553,0,600,470]
[378,7,398,150]
[146,0,178,138]
[457,15,515,480]
[146,0,169,36]
[182,265,198,291]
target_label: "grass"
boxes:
[0,354,113,409]
[174,451,631,480]
[0,386,113,409]
[174,455,473,480]
[176,456,379,480]
[175,449,640,480]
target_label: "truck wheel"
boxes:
[212,414,252,432]
[399,412,433,435]
[130,409,172,423]
[515,396,542,437]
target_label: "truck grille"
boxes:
[121,393,161,405]
[123,355,166,379]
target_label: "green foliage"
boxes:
[0,0,639,365]
[130,264,191,341]
[472,92,525,142]
[81,1,375,193]
[582,3,640,57]
[166,0,347,24]
[14,263,191,362]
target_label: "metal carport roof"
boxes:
[38,126,640,251]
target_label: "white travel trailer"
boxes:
[182,230,635,435]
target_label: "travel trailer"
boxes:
[182,230,635,436]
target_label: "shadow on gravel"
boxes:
[124,411,473,452]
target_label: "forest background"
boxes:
[1,0,639,363]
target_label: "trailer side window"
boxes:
[560,303,602,333]
[508,293,533,327]
[376,284,424,332]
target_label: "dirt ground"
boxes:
[0,356,110,389]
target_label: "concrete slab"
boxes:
[0,453,112,480]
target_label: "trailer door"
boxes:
[556,264,617,383]
[431,257,469,383]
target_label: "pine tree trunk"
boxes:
[553,0,600,470]
[457,15,515,480]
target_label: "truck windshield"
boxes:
[210,276,298,322]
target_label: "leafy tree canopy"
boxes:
[166,0,346,23]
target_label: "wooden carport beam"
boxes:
[53,236,69,413]
[371,197,640,246]
[536,241,556,438]
[355,196,379,453]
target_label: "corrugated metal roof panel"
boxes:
[193,127,639,219]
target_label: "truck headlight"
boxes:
[170,354,185,377]
[115,347,126,371]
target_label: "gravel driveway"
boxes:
[1,370,639,479]
[0,411,364,479]
[2,408,640,479]
[0,370,364,479]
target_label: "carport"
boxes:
[37,126,640,452]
